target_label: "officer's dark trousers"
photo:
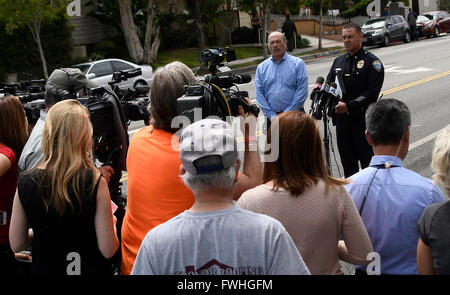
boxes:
[336,113,373,177]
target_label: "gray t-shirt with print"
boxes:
[132,206,310,275]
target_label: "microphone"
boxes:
[328,82,340,99]
[317,81,330,109]
[310,80,330,120]
[312,76,324,92]
[309,76,324,118]
[325,82,341,121]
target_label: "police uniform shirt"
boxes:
[327,48,384,116]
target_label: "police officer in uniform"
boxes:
[327,23,384,177]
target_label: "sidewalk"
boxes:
[224,35,344,74]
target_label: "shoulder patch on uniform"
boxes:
[372,60,382,72]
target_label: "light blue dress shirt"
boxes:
[255,52,308,119]
[345,155,445,275]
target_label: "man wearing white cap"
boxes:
[131,118,310,275]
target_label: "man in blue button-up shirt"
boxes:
[345,99,445,275]
[255,31,308,121]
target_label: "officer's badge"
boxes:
[372,60,382,72]
[357,60,364,69]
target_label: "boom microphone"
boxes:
[204,74,252,88]
[231,74,252,84]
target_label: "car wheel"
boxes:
[383,35,390,47]
[404,31,410,43]
[434,26,440,37]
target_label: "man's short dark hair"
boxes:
[44,85,62,107]
[365,98,411,145]
[343,23,362,33]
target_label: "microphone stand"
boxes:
[322,107,332,175]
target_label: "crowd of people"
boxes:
[0,23,449,276]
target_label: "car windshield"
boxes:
[362,19,385,29]
[417,15,431,22]
[427,13,438,20]
[72,64,91,74]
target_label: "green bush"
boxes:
[87,36,131,61]
[340,0,371,18]
[296,34,310,49]
[159,14,198,50]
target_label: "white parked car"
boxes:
[72,58,153,91]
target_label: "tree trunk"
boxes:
[318,0,323,50]
[143,0,160,64]
[119,0,144,63]
[261,4,270,59]
[28,17,48,80]
[148,26,161,64]
[192,0,207,51]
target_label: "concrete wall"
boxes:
[271,19,347,36]
[418,0,439,13]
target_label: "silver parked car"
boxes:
[362,15,410,47]
[72,58,153,90]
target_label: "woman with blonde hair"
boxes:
[0,95,28,275]
[417,125,450,275]
[236,111,373,274]
[9,99,119,275]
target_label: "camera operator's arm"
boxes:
[233,101,263,200]
[98,165,114,183]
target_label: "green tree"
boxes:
[237,0,303,58]
[301,0,333,49]
[441,0,450,11]
[184,0,227,51]
[236,0,274,59]
[0,0,69,79]
[118,0,161,64]
[0,13,73,81]
[88,0,164,64]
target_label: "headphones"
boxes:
[57,68,77,101]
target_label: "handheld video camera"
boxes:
[177,47,259,123]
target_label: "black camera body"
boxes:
[1,79,46,125]
[177,47,259,123]
[1,69,151,204]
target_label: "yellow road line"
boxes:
[380,70,450,96]
[121,174,128,182]
[119,70,450,183]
